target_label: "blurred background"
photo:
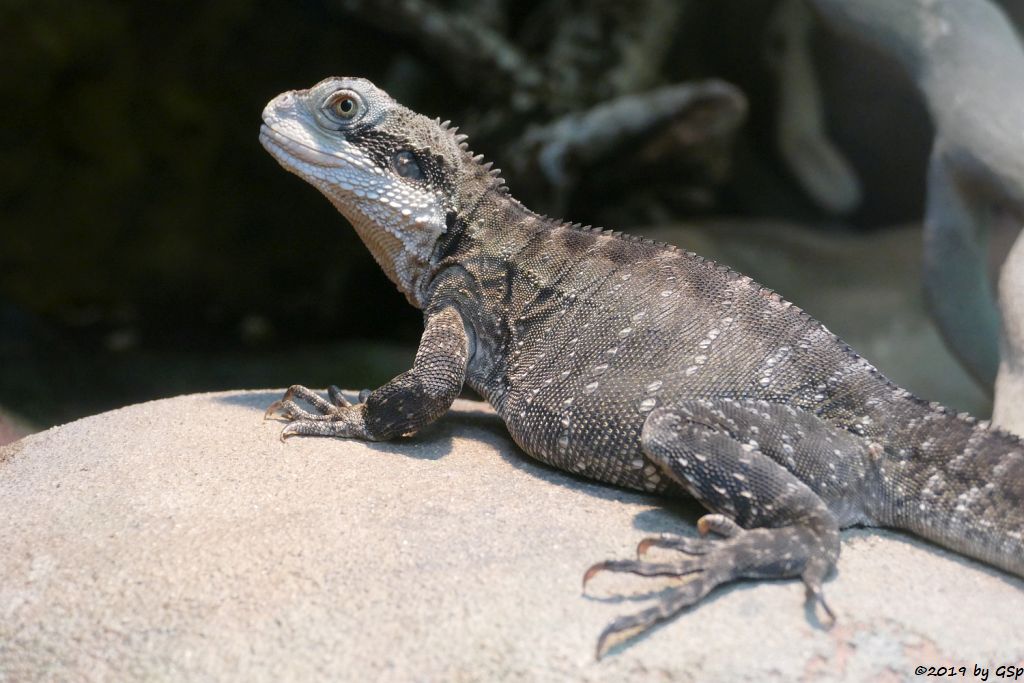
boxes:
[3,0,1015,442]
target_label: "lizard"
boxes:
[259,76,1024,658]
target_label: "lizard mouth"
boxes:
[259,124,346,169]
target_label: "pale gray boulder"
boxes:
[1,391,1022,681]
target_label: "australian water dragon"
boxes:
[259,77,1024,657]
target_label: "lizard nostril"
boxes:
[272,92,296,112]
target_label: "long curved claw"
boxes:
[596,607,662,660]
[265,399,309,421]
[583,561,614,588]
[264,400,286,420]
[279,423,299,442]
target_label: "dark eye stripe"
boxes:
[348,128,453,195]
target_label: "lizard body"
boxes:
[260,77,1024,656]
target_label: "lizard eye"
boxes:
[391,150,424,181]
[325,90,361,122]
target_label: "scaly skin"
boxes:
[260,77,1024,658]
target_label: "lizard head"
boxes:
[260,77,497,307]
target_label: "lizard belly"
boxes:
[493,319,698,494]
[498,381,680,494]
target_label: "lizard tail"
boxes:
[877,404,1024,578]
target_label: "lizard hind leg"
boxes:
[584,399,842,658]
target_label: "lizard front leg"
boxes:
[265,305,470,441]
[586,399,849,658]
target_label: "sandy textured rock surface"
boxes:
[1,390,1022,682]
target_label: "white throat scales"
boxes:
[260,116,448,308]
[324,179,447,307]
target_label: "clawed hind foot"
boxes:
[583,514,835,659]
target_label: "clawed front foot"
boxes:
[264,384,373,440]
[583,514,834,659]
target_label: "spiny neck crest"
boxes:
[434,117,510,197]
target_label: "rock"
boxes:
[1,390,1021,681]
[995,232,1024,435]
